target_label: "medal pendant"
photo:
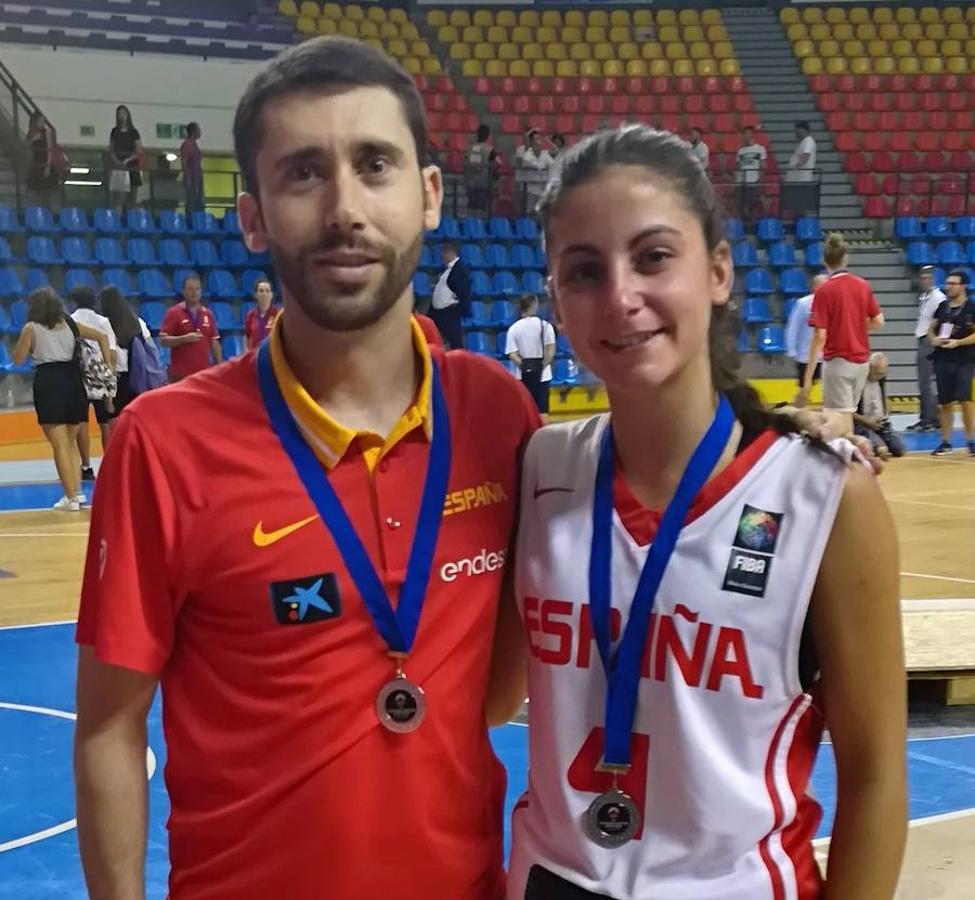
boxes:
[584,788,641,848]
[376,674,426,733]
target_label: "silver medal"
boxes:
[376,675,426,733]
[584,788,641,848]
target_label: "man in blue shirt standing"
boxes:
[785,272,828,384]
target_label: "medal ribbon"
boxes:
[257,341,451,655]
[589,395,734,766]
[185,302,202,332]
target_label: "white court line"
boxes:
[0,532,89,538]
[0,619,76,631]
[903,452,974,465]
[901,571,975,586]
[814,807,975,851]
[886,487,975,500]
[901,598,975,612]
[888,497,975,513]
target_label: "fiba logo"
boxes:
[439,548,507,583]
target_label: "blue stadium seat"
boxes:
[744,268,774,294]
[8,298,28,329]
[127,209,158,235]
[101,268,135,295]
[207,269,243,299]
[437,216,462,240]
[551,358,578,386]
[556,333,572,357]
[419,244,439,269]
[126,238,160,267]
[508,244,533,270]
[0,341,31,373]
[757,218,785,242]
[522,270,545,294]
[460,244,485,268]
[464,331,494,355]
[738,330,752,353]
[137,269,171,300]
[532,244,547,269]
[222,210,242,235]
[26,268,50,292]
[94,208,126,235]
[491,300,517,326]
[489,217,514,239]
[223,335,246,357]
[240,269,269,297]
[209,301,237,331]
[59,207,90,234]
[495,332,508,355]
[25,206,60,233]
[725,218,746,242]
[0,207,24,234]
[61,237,95,266]
[768,242,796,268]
[794,217,822,243]
[757,326,786,354]
[93,238,125,267]
[0,237,16,264]
[936,241,964,265]
[783,297,797,321]
[493,271,519,295]
[516,218,539,240]
[0,305,11,336]
[461,218,487,240]
[159,239,191,268]
[742,297,773,324]
[465,301,492,327]
[895,217,924,240]
[955,217,975,239]
[220,240,249,268]
[0,268,25,299]
[965,242,975,265]
[191,211,221,235]
[926,217,953,239]
[471,270,492,295]
[732,242,759,268]
[483,244,509,270]
[804,242,824,268]
[779,268,809,296]
[412,272,432,297]
[26,236,63,265]
[246,247,271,268]
[158,345,170,368]
[139,301,167,331]
[159,210,191,236]
[174,269,200,295]
[190,240,221,268]
[907,241,935,266]
[931,266,946,287]
[65,268,98,293]
[500,358,519,377]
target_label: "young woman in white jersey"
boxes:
[505,126,906,900]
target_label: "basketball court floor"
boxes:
[1,424,973,898]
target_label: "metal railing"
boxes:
[0,55,45,212]
[892,170,975,218]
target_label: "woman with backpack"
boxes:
[100,286,162,413]
[12,288,112,511]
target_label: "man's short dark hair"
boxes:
[233,36,427,194]
[742,125,754,134]
[441,241,457,255]
[476,124,491,142]
[69,285,97,310]
[795,120,810,131]
[519,293,539,314]
[182,271,202,289]
[947,269,969,286]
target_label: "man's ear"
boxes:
[237,192,268,254]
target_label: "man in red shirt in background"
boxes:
[179,122,204,217]
[159,272,222,381]
[799,232,885,430]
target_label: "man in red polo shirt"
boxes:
[74,38,538,900]
[159,272,222,380]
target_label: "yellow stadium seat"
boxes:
[570,43,592,61]
[922,56,944,74]
[825,56,848,74]
[684,25,705,42]
[448,43,470,61]
[545,43,567,61]
[707,25,729,42]
[611,11,630,28]
[897,56,919,73]
[873,56,895,74]
[578,59,600,77]
[603,59,625,76]
[426,10,446,28]
[943,7,964,25]
[848,7,871,25]
[949,23,969,40]
[659,25,680,43]
[296,15,316,33]
[867,40,889,58]
[649,58,672,76]
[902,23,923,41]
[873,8,893,25]
[512,26,532,44]
[924,23,946,41]
[657,10,677,27]
[896,8,916,24]
[498,43,519,61]
[318,17,337,34]
[387,38,407,56]
[919,8,940,25]
[379,22,397,38]
[593,42,614,61]
[818,39,839,58]
[855,23,877,41]
[714,41,734,60]
[556,60,579,77]
[277,0,298,17]
[802,56,824,75]
[672,58,694,76]
[690,41,710,59]
[401,57,421,75]
[562,26,583,43]
[809,23,831,41]
[666,42,688,60]
[619,43,639,61]
[878,23,899,41]
[588,10,610,28]
[826,8,846,25]
[794,39,814,59]
[523,43,543,61]
[967,38,975,56]
[916,39,937,57]
[892,39,913,57]
[680,10,700,26]
[400,22,418,40]
[475,43,496,61]
[367,7,385,23]
[509,59,531,77]
[536,26,557,44]
[337,19,357,37]
[299,1,319,17]
[358,20,378,38]
[633,10,653,28]
[460,59,483,77]
[496,11,516,29]
[780,7,799,25]
[484,60,505,77]
[701,10,722,26]
[696,58,718,76]
[833,24,854,42]
[802,8,824,24]
[362,37,382,52]
[787,23,808,41]
[530,60,553,77]
[609,26,630,43]
[641,42,663,60]
[540,10,559,28]
[843,40,865,57]
[564,10,585,28]
[449,11,470,28]
[463,26,483,43]
[719,58,740,76]
[624,59,647,77]
[585,27,607,43]
[487,26,507,44]
[947,56,967,74]
[850,57,871,75]
[345,5,364,21]
[472,10,492,28]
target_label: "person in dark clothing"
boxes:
[430,242,471,350]
[26,111,62,209]
[928,269,975,455]
[464,124,497,216]
[109,104,143,213]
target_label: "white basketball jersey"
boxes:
[508,415,854,900]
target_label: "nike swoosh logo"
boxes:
[253,515,319,547]
[533,486,575,500]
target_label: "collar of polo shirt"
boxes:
[268,313,434,472]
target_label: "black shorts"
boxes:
[89,397,112,424]
[33,361,87,426]
[934,357,974,405]
[525,865,617,899]
[521,369,550,414]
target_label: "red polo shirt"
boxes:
[243,304,281,349]
[160,300,220,379]
[809,272,880,364]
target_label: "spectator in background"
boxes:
[505,293,556,416]
[11,288,111,511]
[26,111,62,210]
[517,129,554,215]
[799,233,885,432]
[159,273,222,382]
[70,285,118,481]
[464,123,497,216]
[855,353,905,459]
[180,122,205,217]
[549,133,566,160]
[908,265,944,433]
[108,105,143,214]
[786,121,817,183]
[100,286,155,414]
[244,277,281,350]
[431,242,471,350]
[688,126,709,173]
[735,126,765,224]
[785,272,828,384]
[927,269,975,456]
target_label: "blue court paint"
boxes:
[901,427,972,454]
[2,626,974,896]
[0,483,67,512]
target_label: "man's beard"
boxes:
[269,228,424,332]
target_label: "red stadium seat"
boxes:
[854,174,880,195]
[890,132,915,153]
[560,95,581,114]
[733,95,753,114]
[836,74,856,92]
[865,196,893,217]
[946,93,967,112]
[650,76,670,94]
[880,174,898,194]
[940,74,960,92]
[633,95,654,115]
[862,131,887,152]
[578,77,595,95]
[917,133,940,154]
[707,94,731,113]
[933,194,965,216]
[867,93,890,112]
[474,77,491,95]
[895,93,918,112]
[962,74,975,93]
[702,76,721,94]
[685,95,705,114]
[554,114,575,135]
[535,95,555,115]
[896,196,920,217]
[444,151,464,173]
[719,133,741,153]
[676,76,697,95]
[447,133,468,152]
[501,115,521,134]
[449,94,468,113]
[904,110,925,131]
[914,74,934,93]
[872,151,895,171]
[843,93,867,112]
[444,112,463,131]
[862,74,883,92]
[853,111,875,131]
[846,152,869,172]
[611,95,630,115]
[738,111,760,129]
[584,95,606,115]
[826,112,850,132]
[897,151,923,172]
[513,95,532,115]
[877,111,900,131]
[601,77,621,95]
[528,114,548,132]
[714,113,736,133]
[889,74,909,93]
[922,150,947,171]
[501,78,519,95]
[461,113,478,133]
[948,149,972,168]
[414,75,430,92]
[551,78,570,96]
[660,95,680,114]
[581,115,600,133]
[938,173,965,195]
[685,113,707,131]
[427,112,443,131]
[486,96,506,115]
[810,74,831,93]
[727,76,747,94]
[920,93,941,112]
[929,111,950,131]
[836,132,859,152]
[819,93,841,113]
[428,94,447,112]
[660,114,682,133]
[526,78,545,95]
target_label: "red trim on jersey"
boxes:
[613,429,780,547]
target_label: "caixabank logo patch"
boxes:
[721,505,784,598]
